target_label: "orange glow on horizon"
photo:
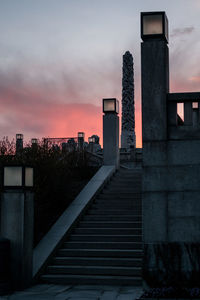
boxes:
[0,83,142,147]
[189,76,200,82]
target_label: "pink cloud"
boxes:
[0,63,142,147]
[189,76,200,82]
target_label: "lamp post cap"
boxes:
[141,11,168,43]
[103,98,119,114]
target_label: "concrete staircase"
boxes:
[41,168,142,285]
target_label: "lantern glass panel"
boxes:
[165,14,168,41]
[104,99,115,112]
[4,167,22,186]
[143,14,163,35]
[116,100,119,114]
[78,132,84,138]
[31,139,37,144]
[16,134,23,140]
[25,167,33,187]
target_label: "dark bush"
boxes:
[0,139,99,246]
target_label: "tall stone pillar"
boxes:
[141,12,169,241]
[141,11,169,286]
[121,51,136,150]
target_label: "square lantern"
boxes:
[88,137,95,143]
[3,166,33,189]
[103,98,119,114]
[16,133,23,140]
[31,138,38,144]
[141,11,168,43]
[78,132,85,138]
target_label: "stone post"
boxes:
[16,134,23,155]
[141,11,170,286]
[103,99,119,167]
[31,138,38,151]
[78,133,85,151]
[1,165,34,291]
[141,12,169,240]
[1,191,34,290]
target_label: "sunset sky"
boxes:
[0,0,200,147]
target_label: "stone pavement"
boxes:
[0,284,143,300]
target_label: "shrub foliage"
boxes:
[0,138,98,246]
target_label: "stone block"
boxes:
[1,192,33,289]
[168,125,200,140]
[143,192,167,242]
[143,166,168,192]
[101,290,118,300]
[143,141,167,166]
[168,191,200,218]
[167,165,200,191]
[103,113,119,167]
[168,140,200,165]
[142,40,169,142]
[169,217,200,242]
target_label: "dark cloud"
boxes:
[170,27,195,38]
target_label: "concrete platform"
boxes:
[1,284,143,300]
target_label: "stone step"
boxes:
[92,203,141,210]
[39,169,143,287]
[115,171,141,176]
[102,187,141,196]
[78,221,142,228]
[114,172,141,176]
[46,265,142,276]
[94,198,141,204]
[52,257,142,267]
[41,274,142,286]
[106,183,142,189]
[100,192,142,197]
[88,209,141,215]
[102,190,141,195]
[83,215,142,222]
[69,235,142,242]
[62,242,142,250]
[116,170,142,174]
[111,180,142,184]
[106,182,142,187]
[57,249,143,258]
[97,194,141,200]
[109,180,142,185]
[112,178,142,183]
[73,228,142,235]
[94,202,141,208]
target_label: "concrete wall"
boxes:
[141,33,200,286]
[143,120,200,287]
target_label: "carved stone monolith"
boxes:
[121,51,136,149]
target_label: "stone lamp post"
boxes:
[78,132,85,151]
[1,166,34,290]
[88,137,95,153]
[103,98,119,168]
[16,134,23,154]
[31,138,38,150]
[141,11,170,285]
